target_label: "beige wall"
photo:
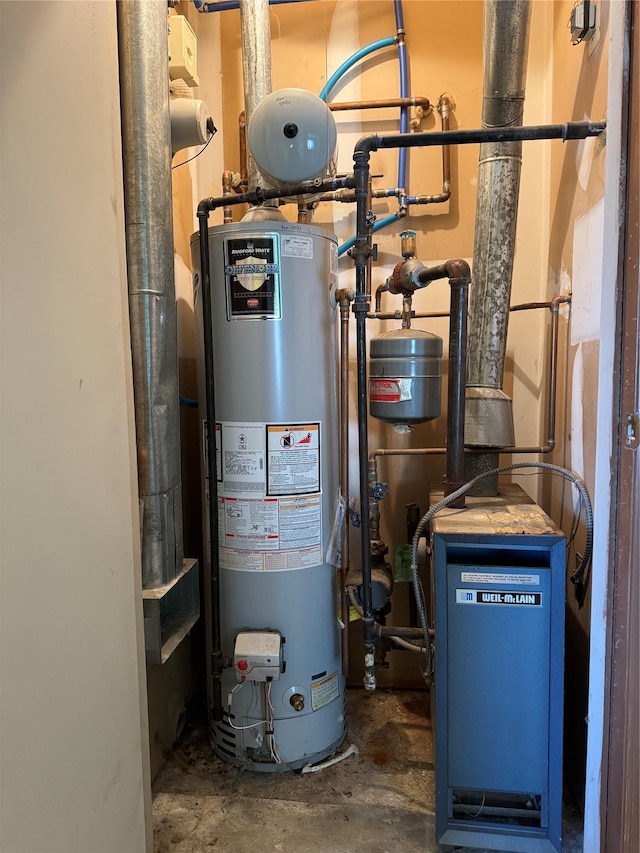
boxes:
[541,0,611,814]
[546,0,609,605]
[0,3,151,851]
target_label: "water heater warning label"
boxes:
[456,589,542,606]
[219,493,323,571]
[266,423,320,495]
[311,670,339,711]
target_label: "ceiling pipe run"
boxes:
[465,0,532,491]
[117,0,184,587]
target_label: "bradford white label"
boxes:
[224,236,280,318]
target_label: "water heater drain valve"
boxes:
[233,631,283,683]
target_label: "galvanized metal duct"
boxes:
[465,0,532,455]
[117,0,184,587]
[239,0,279,212]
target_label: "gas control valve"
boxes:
[233,630,283,683]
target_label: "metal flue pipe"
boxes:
[117,0,183,588]
[239,0,278,206]
[465,0,533,474]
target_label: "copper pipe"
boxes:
[328,96,431,113]
[369,295,571,322]
[409,93,452,206]
[439,94,452,196]
[238,110,248,191]
[297,202,308,224]
[222,170,233,224]
[504,296,564,453]
[368,295,570,462]
[316,190,357,204]
[368,310,449,320]
[374,283,389,313]
[401,295,412,329]
[338,291,351,677]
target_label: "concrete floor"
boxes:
[153,689,583,853]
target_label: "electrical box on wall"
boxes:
[168,15,199,87]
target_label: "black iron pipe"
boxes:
[446,277,469,503]
[354,121,606,156]
[352,149,377,690]
[197,210,223,720]
[339,294,351,677]
[197,174,356,216]
[415,261,470,506]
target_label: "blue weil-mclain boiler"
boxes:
[430,486,566,852]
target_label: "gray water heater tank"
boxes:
[191,220,345,774]
[369,329,443,430]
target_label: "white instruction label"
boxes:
[202,420,222,482]
[215,421,324,571]
[311,670,339,711]
[218,494,323,570]
[460,572,540,586]
[281,235,313,259]
[220,422,265,493]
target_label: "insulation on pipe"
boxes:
[117,0,183,588]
